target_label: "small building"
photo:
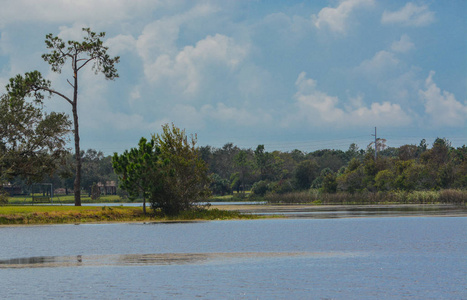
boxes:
[2,183,23,196]
[97,181,117,195]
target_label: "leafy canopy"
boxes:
[113,124,211,215]
[0,94,71,183]
[112,137,165,214]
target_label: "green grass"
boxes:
[0,205,255,225]
[7,194,129,204]
[8,192,258,204]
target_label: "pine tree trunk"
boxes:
[73,67,81,206]
[73,103,81,206]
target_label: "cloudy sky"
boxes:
[0,0,465,154]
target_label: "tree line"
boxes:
[3,134,466,196]
[201,138,466,197]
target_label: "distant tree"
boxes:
[398,144,418,161]
[7,28,119,206]
[289,149,306,163]
[81,149,116,195]
[312,168,333,189]
[345,143,362,161]
[211,143,240,179]
[374,169,396,191]
[294,160,319,190]
[0,94,70,184]
[310,149,346,172]
[234,150,252,195]
[417,139,428,156]
[451,146,467,188]
[337,167,365,193]
[251,180,270,196]
[368,138,388,158]
[254,145,267,180]
[210,173,231,196]
[321,171,338,193]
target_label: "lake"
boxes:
[0,216,465,299]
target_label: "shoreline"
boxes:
[0,203,465,227]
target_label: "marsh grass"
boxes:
[265,189,467,205]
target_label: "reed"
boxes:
[265,189,467,205]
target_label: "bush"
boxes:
[0,190,8,205]
[251,180,270,196]
[271,179,294,194]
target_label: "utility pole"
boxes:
[371,127,377,160]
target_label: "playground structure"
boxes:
[31,183,55,204]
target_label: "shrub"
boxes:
[0,190,8,205]
[251,180,270,196]
[271,179,294,194]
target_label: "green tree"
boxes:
[152,124,211,215]
[210,173,231,196]
[211,143,240,180]
[0,94,70,184]
[7,28,119,206]
[294,160,319,190]
[112,137,162,214]
[81,149,116,196]
[255,145,275,180]
[251,180,270,196]
[374,169,396,191]
[234,150,252,196]
[321,171,338,193]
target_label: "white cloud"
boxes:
[391,34,415,53]
[312,0,374,33]
[105,34,137,55]
[135,3,218,61]
[356,50,400,76]
[201,103,272,127]
[285,72,411,127]
[382,2,435,27]
[0,0,167,27]
[170,104,206,130]
[145,34,248,95]
[419,71,467,127]
[57,24,92,41]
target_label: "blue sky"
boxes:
[0,0,465,154]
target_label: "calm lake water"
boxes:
[0,217,466,299]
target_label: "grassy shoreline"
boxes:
[5,193,256,205]
[1,202,465,226]
[0,206,256,226]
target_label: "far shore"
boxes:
[210,203,467,218]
